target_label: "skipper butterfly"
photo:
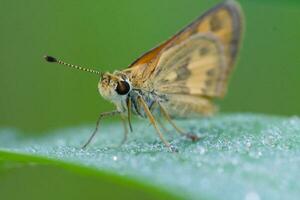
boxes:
[45,1,243,151]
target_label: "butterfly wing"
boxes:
[152,34,227,97]
[127,1,243,90]
[126,1,243,116]
[152,34,228,117]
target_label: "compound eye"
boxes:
[115,81,130,95]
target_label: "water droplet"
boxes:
[246,141,252,148]
[113,156,118,161]
[197,146,207,155]
[245,191,260,200]
[257,151,262,157]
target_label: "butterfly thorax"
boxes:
[129,89,168,118]
[98,71,167,118]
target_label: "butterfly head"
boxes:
[44,55,132,102]
[98,72,132,102]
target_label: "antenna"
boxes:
[44,55,100,75]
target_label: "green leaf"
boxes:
[0,114,300,200]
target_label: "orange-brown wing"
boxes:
[151,34,227,97]
[127,0,243,88]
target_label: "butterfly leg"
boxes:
[137,96,173,150]
[82,110,120,149]
[126,97,133,132]
[119,115,129,146]
[148,101,169,132]
[158,102,200,142]
[157,117,169,133]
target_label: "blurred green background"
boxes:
[0,0,299,133]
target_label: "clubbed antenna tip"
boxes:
[44,55,57,63]
[43,54,101,75]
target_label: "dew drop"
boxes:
[196,146,207,155]
[113,156,118,161]
[245,191,260,200]
[257,151,262,157]
[246,141,252,148]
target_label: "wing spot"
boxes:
[206,69,215,76]
[210,15,222,32]
[175,58,191,81]
[199,46,209,56]
[205,79,213,87]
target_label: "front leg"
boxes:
[82,110,120,149]
[119,115,129,146]
[126,97,133,132]
[137,96,173,151]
